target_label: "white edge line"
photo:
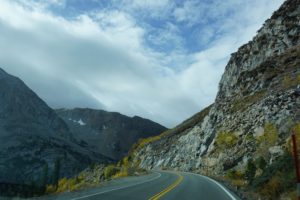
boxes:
[183,172,238,200]
[71,172,162,200]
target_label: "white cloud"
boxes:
[0,0,284,127]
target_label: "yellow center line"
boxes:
[148,172,183,200]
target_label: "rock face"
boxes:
[56,108,167,160]
[0,68,111,185]
[132,0,300,177]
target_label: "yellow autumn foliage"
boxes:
[257,123,278,146]
[215,132,238,149]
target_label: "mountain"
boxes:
[128,0,300,198]
[0,68,111,187]
[56,108,167,160]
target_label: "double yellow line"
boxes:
[149,172,183,200]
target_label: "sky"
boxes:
[0,0,283,128]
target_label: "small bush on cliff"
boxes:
[225,169,245,187]
[256,156,267,170]
[251,150,295,199]
[256,123,278,159]
[245,159,257,184]
[257,123,278,146]
[215,132,238,149]
[134,130,171,151]
[113,167,128,178]
[56,178,68,193]
[104,165,120,179]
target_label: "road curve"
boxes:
[35,171,240,200]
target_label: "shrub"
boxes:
[56,178,68,193]
[252,150,295,197]
[68,178,79,191]
[256,123,278,160]
[226,169,244,179]
[54,177,81,193]
[215,132,238,149]
[245,134,255,142]
[122,156,129,167]
[45,184,56,194]
[245,159,257,184]
[257,123,278,146]
[256,157,267,170]
[113,167,129,178]
[259,174,282,199]
[225,169,245,187]
[104,165,120,179]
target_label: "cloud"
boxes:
[117,0,172,18]
[0,0,284,127]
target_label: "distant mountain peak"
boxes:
[56,108,167,160]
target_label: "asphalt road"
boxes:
[30,171,240,200]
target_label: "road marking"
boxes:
[148,172,183,200]
[71,172,162,200]
[183,172,238,200]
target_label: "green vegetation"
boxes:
[244,159,257,184]
[104,165,120,179]
[225,169,245,188]
[224,150,296,199]
[257,123,278,146]
[46,154,146,194]
[251,150,295,199]
[134,130,170,151]
[255,156,267,170]
[256,123,279,160]
[222,122,297,199]
[215,132,238,149]
[46,164,102,194]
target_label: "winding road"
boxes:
[38,171,240,200]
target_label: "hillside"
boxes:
[56,108,167,160]
[128,0,300,198]
[0,68,111,192]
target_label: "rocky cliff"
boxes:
[130,0,300,198]
[56,108,167,160]
[0,68,111,186]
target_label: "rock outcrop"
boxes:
[131,0,300,183]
